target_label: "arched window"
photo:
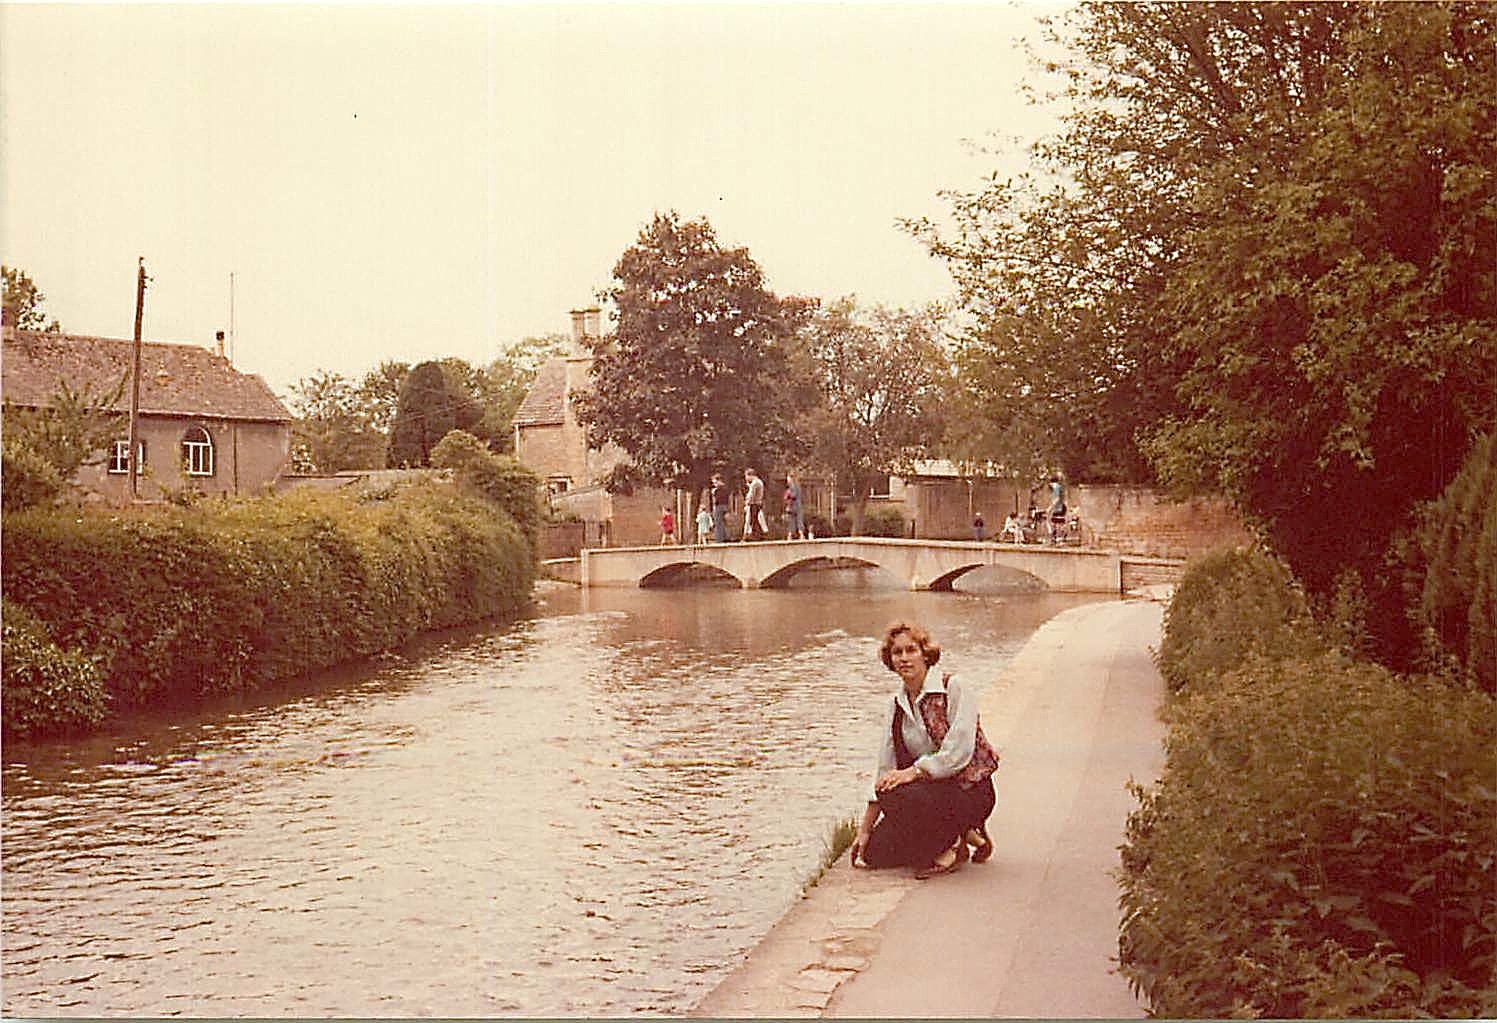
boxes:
[181,426,214,477]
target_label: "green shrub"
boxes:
[2,600,108,739]
[1,484,535,723]
[430,429,543,548]
[803,513,848,538]
[861,506,906,537]
[1119,652,1497,1017]
[1,432,64,511]
[1417,432,1496,694]
[1157,547,1325,693]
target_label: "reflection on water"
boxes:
[2,572,1106,1016]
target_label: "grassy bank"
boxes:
[1118,548,1497,1018]
[2,460,539,741]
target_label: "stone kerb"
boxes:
[579,539,1123,593]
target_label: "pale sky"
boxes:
[2,3,1067,400]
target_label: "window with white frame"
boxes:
[108,439,147,475]
[181,426,214,477]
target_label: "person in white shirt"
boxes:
[849,621,998,878]
[742,468,767,540]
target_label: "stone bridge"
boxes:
[577,537,1136,592]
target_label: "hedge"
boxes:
[1156,547,1325,693]
[1121,550,1497,1017]
[1,600,108,739]
[1417,431,1496,694]
[2,480,536,736]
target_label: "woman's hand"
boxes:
[874,766,922,793]
[849,829,870,868]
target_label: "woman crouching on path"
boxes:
[849,621,998,879]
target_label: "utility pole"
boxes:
[127,258,147,499]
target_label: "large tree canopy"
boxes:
[913,2,1496,653]
[793,297,951,532]
[574,211,808,508]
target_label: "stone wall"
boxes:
[1072,485,1254,559]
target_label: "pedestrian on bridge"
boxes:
[784,473,804,540]
[711,474,730,543]
[850,621,998,880]
[743,468,767,541]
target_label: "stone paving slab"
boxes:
[692,597,1168,1019]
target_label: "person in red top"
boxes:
[659,507,675,545]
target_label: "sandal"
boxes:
[914,837,968,880]
[965,826,994,864]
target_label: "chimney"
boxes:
[215,330,226,358]
[583,306,601,340]
[568,308,587,356]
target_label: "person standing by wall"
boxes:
[743,468,766,541]
[972,511,985,542]
[695,501,713,545]
[711,473,730,543]
[1047,475,1067,543]
[659,506,676,545]
[784,473,804,540]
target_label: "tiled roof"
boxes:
[511,357,567,427]
[2,329,291,422]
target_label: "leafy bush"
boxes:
[803,513,849,538]
[1119,652,1497,1018]
[429,429,543,547]
[1157,547,1325,693]
[2,432,64,511]
[1,484,535,722]
[1416,431,1496,694]
[861,506,907,537]
[2,600,108,739]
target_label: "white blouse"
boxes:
[867,671,980,802]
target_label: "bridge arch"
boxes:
[927,562,1049,592]
[757,555,887,589]
[638,561,741,588]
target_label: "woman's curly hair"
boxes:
[878,621,941,671]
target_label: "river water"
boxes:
[2,570,1107,1017]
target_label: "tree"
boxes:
[287,371,387,473]
[2,377,126,509]
[574,211,809,521]
[913,2,1497,662]
[793,298,951,533]
[2,266,62,332]
[354,360,410,437]
[387,360,482,467]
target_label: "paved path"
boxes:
[692,597,1168,1018]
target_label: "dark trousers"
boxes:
[864,776,996,869]
[712,505,729,542]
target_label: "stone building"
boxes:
[512,307,675,548]
[2,324,292,502]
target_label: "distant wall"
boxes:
[1073,485,1254,559]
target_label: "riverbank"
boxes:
[1,477,537,740]
[693,594,1168,1018]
